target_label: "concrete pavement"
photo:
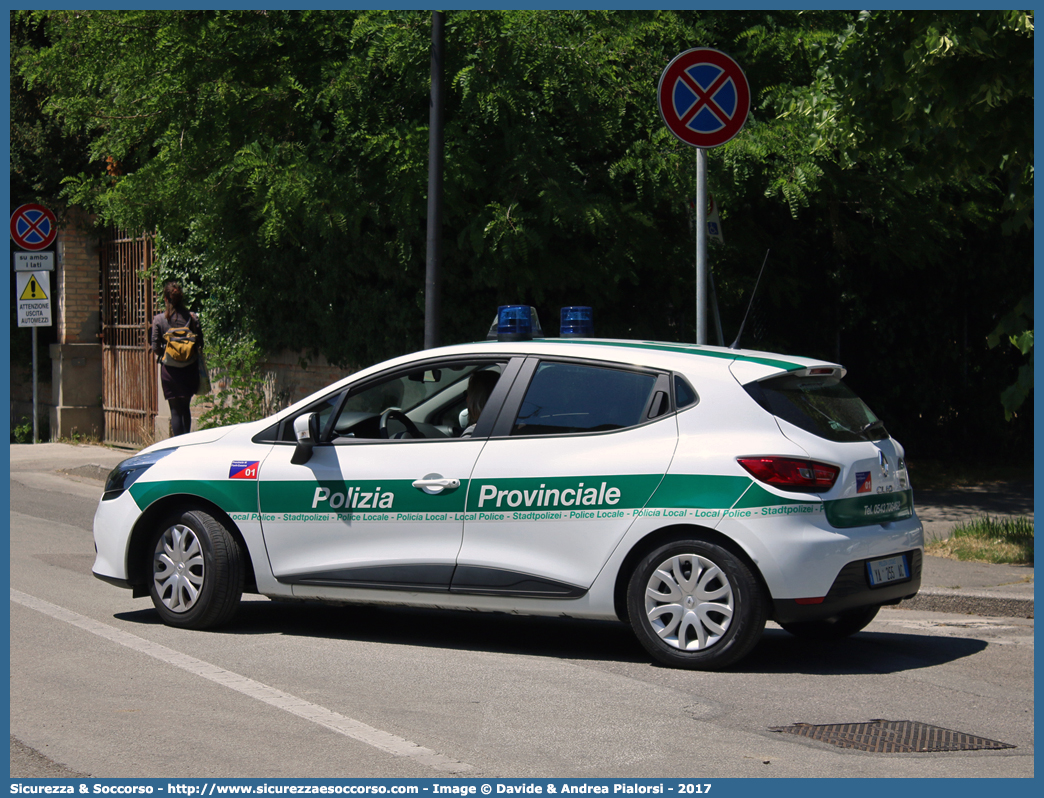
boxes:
[8,442,1035,619]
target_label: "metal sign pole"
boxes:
[695,149,708,345]
[424,10,445,350]
[32,326,38,442]
[11,204,58,443]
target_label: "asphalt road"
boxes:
[8,446,1034,779]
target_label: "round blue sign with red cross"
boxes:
[10,203,58,251]
[658,48,751,149]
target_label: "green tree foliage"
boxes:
[781,10,1034,422]
[815,11,1033,231]
[987,294,1033,420]
[10,18,96,207]
[13,10,852,357]
[11,9,1033,458]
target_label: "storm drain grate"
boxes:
[770,720,1016,753]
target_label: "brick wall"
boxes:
[260,349,352,406]
[56,207,101,344]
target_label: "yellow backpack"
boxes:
[162,323,199,367]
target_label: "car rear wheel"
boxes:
[779,605,880,640]
[627,538,766,670]
[149,509,244,629]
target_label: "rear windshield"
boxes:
[745,374,888,443]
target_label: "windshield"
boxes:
[746,374,887,443]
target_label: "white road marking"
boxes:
[11,589,473,774]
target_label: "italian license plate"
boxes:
[867,555,909,586]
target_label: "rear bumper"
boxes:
[772,549,921,624]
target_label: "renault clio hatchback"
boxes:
[94,322,922,670]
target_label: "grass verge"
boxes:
[926,514,1034,565]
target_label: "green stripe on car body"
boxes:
[131,475,913,528]
[546,339,804,371]
[129,479,259,514]
[653,474,759,509]
[732,482,817,510]
[470,338,805,371]
[824,491,914,528]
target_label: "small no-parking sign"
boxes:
[658,48,750,149]
[10,203,58,251]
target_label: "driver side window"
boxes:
[331,361,505,441]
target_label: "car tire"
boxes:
[779,605,880,640]
[148,509,244,629]
[626,538,766,670]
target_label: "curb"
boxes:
[900,588,1034,619]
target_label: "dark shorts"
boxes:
[160,361,200,400]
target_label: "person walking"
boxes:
[149,281,203,437]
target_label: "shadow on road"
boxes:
[114,599,988,675]
[734,627,987,675]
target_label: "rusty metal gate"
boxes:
[100,228,157,447]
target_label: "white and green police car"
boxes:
[94,306,922,670]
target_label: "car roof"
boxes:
[462,338,832,372]
[276,337,843,421]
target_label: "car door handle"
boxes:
[412,475,460,494]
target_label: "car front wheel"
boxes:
[149,509,244,629]
[627,538,766,670]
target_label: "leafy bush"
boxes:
[196,337,280,429]
[11,414,50,443]
[11,416,34,443]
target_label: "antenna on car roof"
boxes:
[729,249,770,350]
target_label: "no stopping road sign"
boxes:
[658,48,750,148]
[10,204,58,251]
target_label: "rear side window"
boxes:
[746,374,887,443]
[674,375,698,409]
[513,362,657,436]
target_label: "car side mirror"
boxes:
[291,412,322,465]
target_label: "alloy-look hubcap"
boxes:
[153,524,205,613]
[644,553,734,651]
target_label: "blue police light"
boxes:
[487,305,545,341]
[560,306,593,337]
[497,305,533,341]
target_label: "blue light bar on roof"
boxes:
[560,306,593,337]
[497,305,532,341]
[485,305,545,340]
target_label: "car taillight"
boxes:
[737,456,840,493]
